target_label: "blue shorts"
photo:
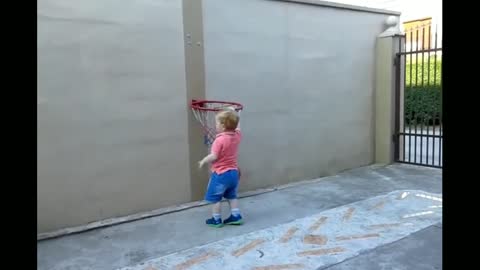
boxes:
[204,170,239,203]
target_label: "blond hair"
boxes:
[216,110,239,131]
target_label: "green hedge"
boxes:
[405,59,442,86]
[404,58,442,126]
[405,86,441,125]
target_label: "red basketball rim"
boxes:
[190,100,243,112]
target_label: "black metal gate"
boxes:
[394,26,442,168]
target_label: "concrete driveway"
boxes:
[37,164,442,270]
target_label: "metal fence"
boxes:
[394,26,442,168]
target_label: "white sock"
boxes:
[231,208,241,217]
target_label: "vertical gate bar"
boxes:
[419,27,426,164]
[437,29,442,167]
[402,34,407,162]
[426,24,431,165]
[394,36,402,161]
[408,31,413,163]
[394,55,400,161]
[433,27,438,166]
[414,28,419,163]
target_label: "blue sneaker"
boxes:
[206,217,223,228]
[224,215,244,225]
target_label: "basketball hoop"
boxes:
[190,99,244,179]
[190,100,243,146]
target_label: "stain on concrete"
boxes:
[125,250,150,265]
[303,235,328,246]
[308,216,328,232]
[251,263,305,270]
[297,247,346,257]
[369,200,385,211]
[279,227,299,243]
[342,208,355,222]
[336,233,380,241]
[368,223,401,230]
[232,239,266,257]
[174,252,218,270]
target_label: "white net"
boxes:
[191,100,242,146]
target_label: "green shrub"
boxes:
[405,58,442,87]
[404,86,441,125]
[404,58,442,126]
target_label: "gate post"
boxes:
[374,16,403,164]
[182,0,209,200]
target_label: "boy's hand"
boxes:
[198,153,217,170]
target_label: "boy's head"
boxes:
[215,110,239,132]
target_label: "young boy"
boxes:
[198,109,243,228]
